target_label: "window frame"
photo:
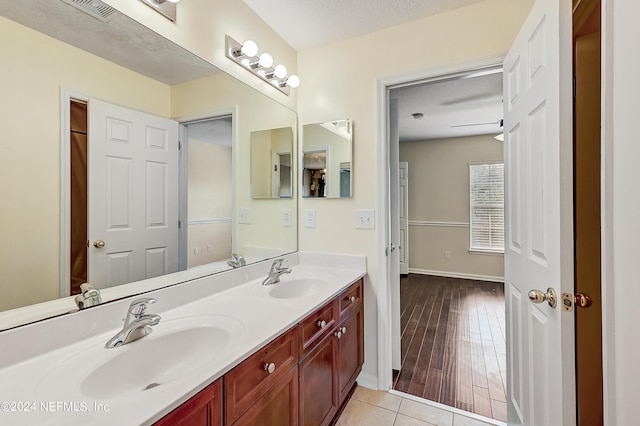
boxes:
[468,161,505,254]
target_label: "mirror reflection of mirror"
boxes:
[302,119,353,198]
[0,3,297,331]
[250,127,294,199]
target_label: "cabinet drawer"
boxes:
[338,279,363,319]
[299,299,338,357]
[225,327,299,425]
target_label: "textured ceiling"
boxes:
[391,69,504,142]
[242,0,483,50]
[0,0,219,85]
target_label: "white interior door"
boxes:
[503,0,575,424]
[398,161,409,275]
[389,98,402,371]
[89,99,179,288]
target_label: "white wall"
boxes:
[602,0,640,424]
[399,135,504,281]
[297,0,534,385]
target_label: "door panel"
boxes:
[503,0,575,424]
[89,99,179,288]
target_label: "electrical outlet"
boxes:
[355,209,375,229]
[239,207,251,224]
[444,250,451,259]
[305,209,316,228]
[194,247,200,255]
[282,209,292,227]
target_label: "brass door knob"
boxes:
[93,240,105,248]
[528,287,557,308]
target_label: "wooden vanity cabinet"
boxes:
[155,378,222,426]
[154,278,364,426]
[225,327,299,425]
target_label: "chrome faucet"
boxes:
[105,298,161,348]
[262,258,292,285]
[227,253,246,268]
[74,283,102,310]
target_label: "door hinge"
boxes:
[178,140,182,150]
[178,219,181,229]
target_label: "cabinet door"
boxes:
[299,334,338,426]
[337,307,364,404]
[154,378,222,426]
[233,366,298,426]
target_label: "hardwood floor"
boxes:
[393,274,507,422]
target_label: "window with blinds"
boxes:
[469,162,504,253]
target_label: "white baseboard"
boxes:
[408,268,504,283]
[355,371,379,390]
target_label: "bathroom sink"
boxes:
[81,326,229,399]
[267,277,329,299]
[36,315,243,400]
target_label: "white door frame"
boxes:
[375,54,507,390]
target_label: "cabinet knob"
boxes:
[264,362,276,374]
[317,320,327,329]
[341,326,347,334]
[335,331,342,339]
[349,296,356,303]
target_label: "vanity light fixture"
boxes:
[226,35,300,95]
[140,0,180,21]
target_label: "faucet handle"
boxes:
[128,298,157,317]
[274,258,287,268]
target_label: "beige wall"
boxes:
[399,135,504,280]
[0,16,171,311]
[297,0,534,383]
[187,140,232,268]
[171,73,298,256]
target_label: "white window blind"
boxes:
[469,162,504,253]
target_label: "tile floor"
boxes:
[336,386,504,426]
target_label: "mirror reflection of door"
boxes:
[273,152,292,198]
[69,98,181,294]
[184,117,233,269]
[302,150,327,197]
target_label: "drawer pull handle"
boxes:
[264,362,276,374]
[341,326,347,334]
[349,296,356,303]
[317,320,327,329]
[335,330,343,339]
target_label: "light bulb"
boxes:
[240,40,258,57]
[274,64,287,79]
[286,75,300,88]
[258,53,273,68]
[165,0,180,3]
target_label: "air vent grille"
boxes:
[60,0,117,21]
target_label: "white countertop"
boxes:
[0,252,366,425]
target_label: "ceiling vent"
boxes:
[60,0,117,21]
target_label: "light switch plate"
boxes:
[239,207,251,224]
[356,209,375,229]
[305,209,316,228]
[282,209,292,227]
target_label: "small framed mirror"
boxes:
[250,127,294,199]
[302,119,352,198]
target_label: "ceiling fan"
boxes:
[450,118,503,128]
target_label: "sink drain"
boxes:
[143,382,161,390]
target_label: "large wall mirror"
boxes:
[0,1,297,331]
[302,119,353,198]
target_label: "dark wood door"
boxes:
[233,366,299,426]
[154,378,222,426]
[298,333,338,426]
[337,307,363,405]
